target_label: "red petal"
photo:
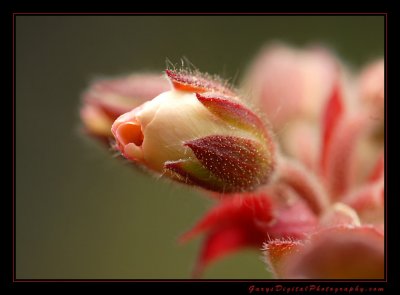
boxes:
[320,81,344,175]
[180,194,274,243]
[196,92,272,138]
[192,224,262,278]
[165,69,235,95]
[185,135,275,192]
[182,192,318,277]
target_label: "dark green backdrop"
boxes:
[16,15,384,279]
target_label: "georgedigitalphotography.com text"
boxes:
[248,284,384,294]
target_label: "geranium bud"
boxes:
[111,69,276,192]
[80,73,169,142]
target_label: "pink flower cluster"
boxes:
[80,43,384,279]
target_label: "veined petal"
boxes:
[185,135,275,192]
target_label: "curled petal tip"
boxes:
[165,69,234,95]
[114,122,144,147]
[111,109,146,161]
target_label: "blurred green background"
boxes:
[16,15,384,279]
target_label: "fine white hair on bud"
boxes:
[111,69,277,192]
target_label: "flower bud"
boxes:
[80,73,169,142]
[111,69,276,192]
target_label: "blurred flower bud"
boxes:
[80,73,169,142]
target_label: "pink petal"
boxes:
[264,188,319,239]
[281,121,318,170]
[83,73,170,120]
[324,113,370,199]
[81,73,169,142]
[243,43,338,128]
[357,59,384,119]
[90,73,169,99]
[275,158,330,215]
[319,203,361,227]
[80,103,115,142]
[284,226,384,279]
[343,181,384,224]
